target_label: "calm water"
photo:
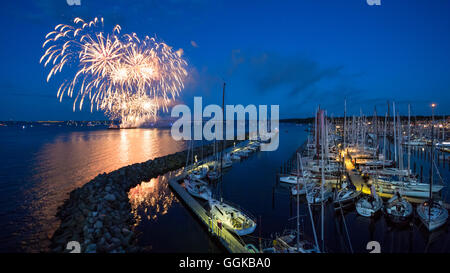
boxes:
[0,126,186,252]
[0,123,449,252]
[132,123,450,253]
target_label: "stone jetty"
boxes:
[50,140,240,253]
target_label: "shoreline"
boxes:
[50,139,242,253]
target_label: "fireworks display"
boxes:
[40,17,187,127]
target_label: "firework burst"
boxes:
[40,17,187,126]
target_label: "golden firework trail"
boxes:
[40,17,187,126]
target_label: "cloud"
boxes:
[227,51,343,96]
[190,40,199,48]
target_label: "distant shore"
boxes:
[1,115,446,127]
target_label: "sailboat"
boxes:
[355,185,383,217]
[207,138,222,181]
[207,82,258,236]
[220,154,233,169]
[184,177,212,201]
[206,168,221,181]
[306,183,333,204]
[183,139,212,200]
[279,170,309,184]
[384,191,413,224]
[416,104,448,231]
[263,229,320,253]
[229,152,241,161]
[264,153,321,253]
[417,201,448,231]
[333,182,361,209]
[189,166,208,180]
[208,198,257,236]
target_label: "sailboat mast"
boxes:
[344,99,347,149]
[296,153,300,251]
[393,102,397,165]
[408,104,411,173]
[320,110,325,251]
[398,113,403,172]
[220,82,226,177]
[374,106,378,157]
[383,112,387,169]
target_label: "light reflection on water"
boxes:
[1,124,449,253]
[129,171,181,224]
[0,127,186,252]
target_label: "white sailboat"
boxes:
[333,182,361,209]
[305,183,333,204]
[417,201,448,231]
[229,152,241,161]
[184,177,212,201]
[263,230,320,253]
[208,198,257,236]
[417,105,448,231]
[384,191,413,224]
[265,153,321,253]
[355,185,383,217]
[189,166,208,180]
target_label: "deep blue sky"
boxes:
[0,0,449,120]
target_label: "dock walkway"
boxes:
[168,176,251,253]
[344,152,449,205]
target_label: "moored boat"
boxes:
[208,198,257,236]
[355,185,383,217]
[417,201,448,231]
[384,191,413,224]
[183,177,212,201]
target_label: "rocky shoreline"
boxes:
[51,140,240,253]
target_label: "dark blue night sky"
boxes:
[0,0,449,120]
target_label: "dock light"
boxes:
[431,103,436,108]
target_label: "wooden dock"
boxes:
[344,152,446,204]
[168,175,252,253]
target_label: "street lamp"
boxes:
[428,103,436,225]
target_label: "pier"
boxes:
[344,151,449,205]
[168,175,252,253]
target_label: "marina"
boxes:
[130,112,450,253]
[155,102,450,253]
